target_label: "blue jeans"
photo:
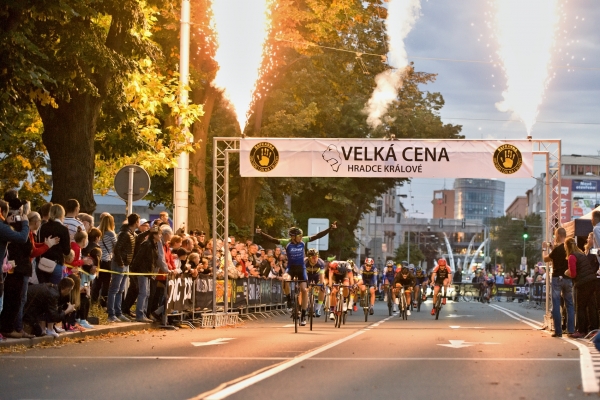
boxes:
[107,263,129,318]
[552,277,575,335]
[136,276,150,320]
[15,276,29,332]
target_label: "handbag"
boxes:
[38,257,57,273]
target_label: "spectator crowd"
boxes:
[0,188,290,340]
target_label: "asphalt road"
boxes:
[0,299,596,400]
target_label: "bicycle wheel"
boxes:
[387,288,393,316]
[417,289,422,312]
[293,287,299,333]
[435,295,441,320]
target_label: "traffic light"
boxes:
[461,218,466,229]
[365,247,371,258]
[523,225,529,240]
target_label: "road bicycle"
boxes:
[360,284,376,322]
[433,286,446,320]
[286,278,307,333]
[386,285,394,316]
[331,284,351,328]
[397,286,409,320]
[415,284,426,312]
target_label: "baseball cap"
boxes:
[140,218,149,225]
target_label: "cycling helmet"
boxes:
[288,227,303,237]
[400,267,409,275]
[346,259,355,266]
[401,260,409,267]
[437,258,447,267]
[386,260,394,266]
[307,248,319,257]
[364,257,374,266]
[416,266,423,272]
[408,264,415,271]
[330,261,349,274]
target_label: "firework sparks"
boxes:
[493,0,560,135]
[212,0,271,130]
[365,0,421,129]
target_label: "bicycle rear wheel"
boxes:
[308,291,314,331]
[293,288,299,333]
[387,289,393,316]
[435,295,441,320]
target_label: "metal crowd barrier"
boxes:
[163,273,286,328]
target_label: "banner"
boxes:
[166,273,194,313]
[240,139,533,178]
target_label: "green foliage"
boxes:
[393,242,425,266]
[490,214,543,271]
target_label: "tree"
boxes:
[490,214,543,272]
[393,242,425,266]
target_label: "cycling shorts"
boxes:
[434,278,449,287]
[396,285,413,293]
[307,272,321,285]
[384,273,395,284]
[287,265,307,281]
[361,276,376,287]
[332,274,347,284]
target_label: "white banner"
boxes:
[239,139,533,178]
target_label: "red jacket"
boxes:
[29,231,49,259]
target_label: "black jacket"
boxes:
[6,221,33,276]
[572,252,596,288]
[38,219,71,265]
[113,224,136,267]
[24,283,67,324]
[130,239,158,274]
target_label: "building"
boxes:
[559,154,600,223]
[454,178,505,225]
[432,189,455,219]
[355,185,407,267]
[506,196,528,218]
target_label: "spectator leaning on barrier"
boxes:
[23,278,76,338]
[38,205,71,285]
[107,213,139,323]
[452,267,463,301]
[122,225,152,319]
[151,224,177,321]
[130,226,159,322]
[543,227,575,338]
[565,237,598,338]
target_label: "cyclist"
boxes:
[430,258,452,315]
[382,260,396,305]
[414,266,429,306]
[483,273,495,303]
[472,269,486,302]
[328,260,353,320]
[393,266,415,316]
[358,258,378,315]
[257,222,337,326]
[305,248,326,317]
[348,259,361,312]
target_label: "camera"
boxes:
[13,215,21,222]
[591,248,598,255]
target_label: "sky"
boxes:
[399,0,600,217]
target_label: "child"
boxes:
[78,228,101,329]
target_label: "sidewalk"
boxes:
[0,321,153,349]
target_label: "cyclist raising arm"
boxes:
[430,258,452,315]
[257,222,337,326]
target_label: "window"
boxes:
[376,200,382,217]
[578,165,585,175]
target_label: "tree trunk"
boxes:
[230,177,262,233]
[188,85,218,232]
[37,92,100,214]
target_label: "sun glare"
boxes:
[211,0,271,131]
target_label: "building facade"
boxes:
[454,178,505,225]
[506,196,528,219]
[432,189,455,219]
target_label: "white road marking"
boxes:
[281,324,294,328]
[438,340,500,348]
[489,304,600,393]
[191,338,234,347]
[449,326,485,329]
[489,304,543,327]
[194,316,394,400]
[446,314,474,318]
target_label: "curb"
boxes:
[0,322,154,348]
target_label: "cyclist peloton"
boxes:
[358,258,378,315]
[305,248,326,317]
[414,266,429,306]
[257,222,337,326]
[393,266,416,316]
[430,258,452,315]
[328,260,353,320]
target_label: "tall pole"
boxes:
[173,0,190,233]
